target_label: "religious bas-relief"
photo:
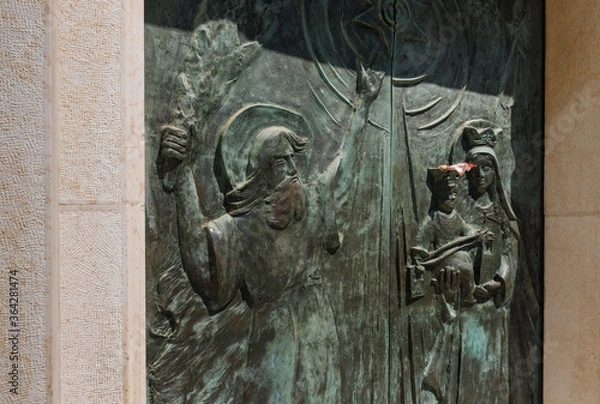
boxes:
[146,1,543,403]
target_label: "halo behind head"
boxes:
[214,104,313,196]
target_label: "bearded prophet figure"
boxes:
[158,67,383,403]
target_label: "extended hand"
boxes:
[410,246,430,262]
[476,229,496,243]
[473,280,503,302]
[484,229,496,241]
[473,285,491,302]
[483,279,503,294]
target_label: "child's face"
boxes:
[437,191,457,213]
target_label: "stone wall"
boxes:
[0,0,598,402]
[0,0,144,402]
[0,1,49,402]
[545,1,600,403]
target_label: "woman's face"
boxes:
[467,154,496,194]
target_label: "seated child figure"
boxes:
[412,166,489,304]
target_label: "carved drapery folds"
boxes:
[146,1,542,403]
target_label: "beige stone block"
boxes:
[123,1,146,402]
[57,0,124,204]
[545,216,600,404]
[0,1,48,401]
[545,106,600,215]
[123,0,145,208]
[124,205,145,403]
[59,209,125,403]
[546,1,600,121]
[546,0,600,215]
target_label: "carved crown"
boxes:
[427,168,459,195]
[462,123,503,150]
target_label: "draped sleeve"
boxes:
[493,222,519,308]
[205,214,241,313]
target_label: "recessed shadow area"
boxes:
[145,0,199,31]
[146,0,542,97]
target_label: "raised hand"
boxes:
[159,125,189,192]
[356,63,385,105]
[160,125,189,170]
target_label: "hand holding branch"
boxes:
[159,125,189,192]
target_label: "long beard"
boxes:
[264,176,305,230]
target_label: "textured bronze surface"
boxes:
[146,1,543,402]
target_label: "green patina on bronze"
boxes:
[146,1,543,403]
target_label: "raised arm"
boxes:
[159,126,216,304]
[334,65,384,192]
[316,65,383,251]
